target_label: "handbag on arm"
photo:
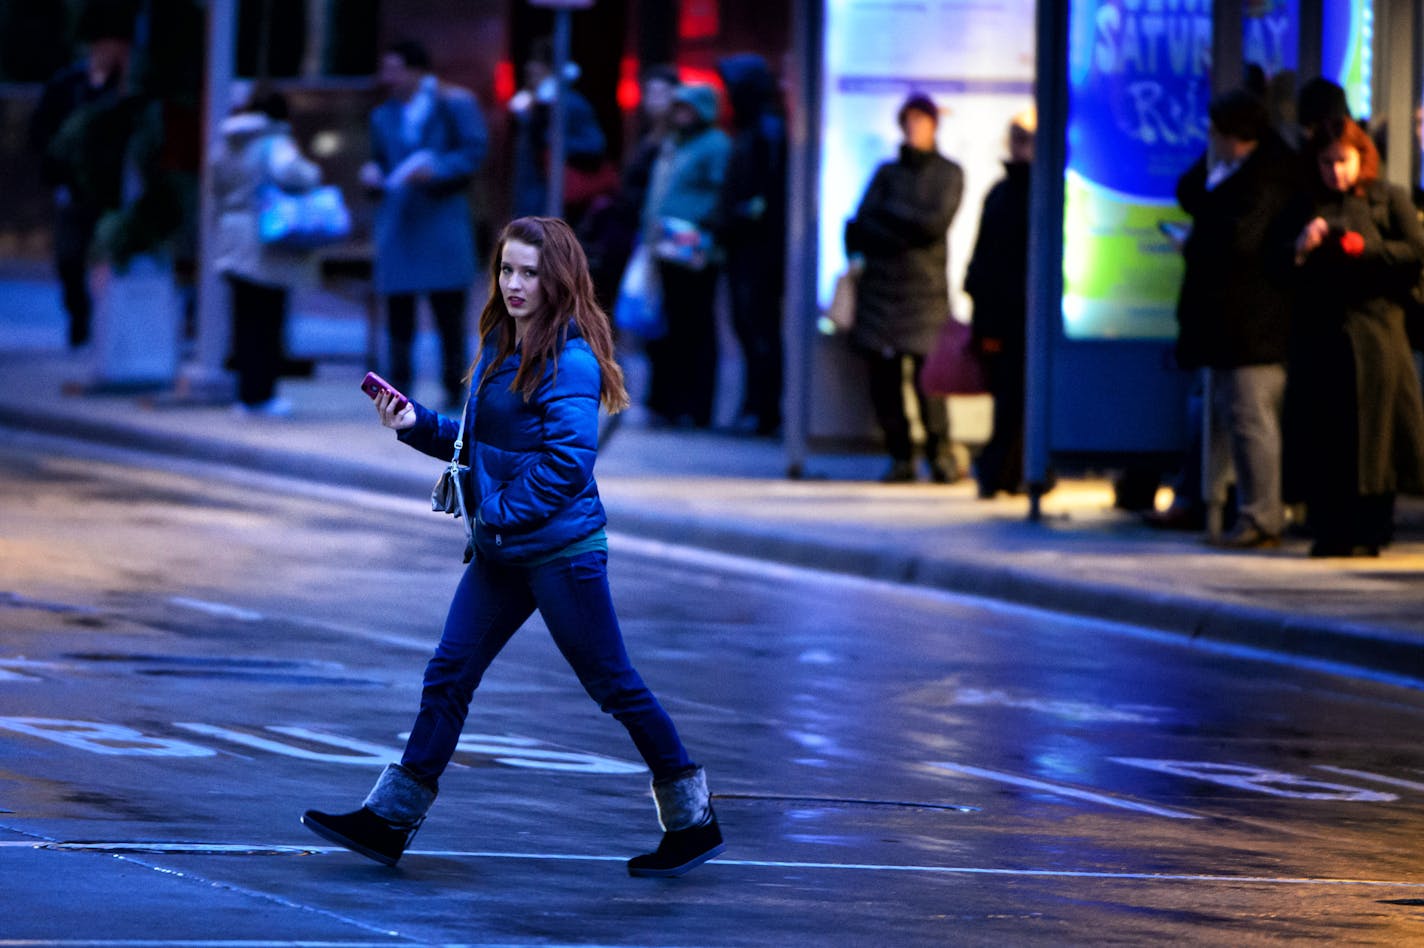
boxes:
[430,384,477,559]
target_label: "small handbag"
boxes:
[651,216,713,270]
[431,385,477,559]
[919,317,987,396]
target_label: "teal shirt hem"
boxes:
[524,528,608,567]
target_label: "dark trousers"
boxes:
[726,248,783,433]
[386,290,469,405]
[976,350,1025,494]
[54,201,99,348]
[227,275,287,406]
[400,549,695,788]
[647,262,719,428]
[861,349,949,464]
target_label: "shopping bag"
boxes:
[613,243,665,340]
[825,267,858,333]
[919,317,986,395]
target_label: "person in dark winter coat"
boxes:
[717,53,787,437]
[27,1,135,350]
[361,40,489,409]
[1173,88,1302,548]
[509,36,609,223]
[966,109,1034,498]
[1287,118,1424,557]
[641,83,731,428]
[845,92,964,482]
[302,217,724,878]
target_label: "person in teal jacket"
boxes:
[302,217,724,879]
[641,82,730,428]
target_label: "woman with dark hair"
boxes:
[302,217,724,878]
[1288,119,1424,556]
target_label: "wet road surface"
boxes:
[2,432,1424,945]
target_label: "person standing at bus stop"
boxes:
[362,40,489,409]
[845,92,964,483]
[1172,87,1300,549]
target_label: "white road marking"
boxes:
[929,761,1203,819]
[1314,765,1424,793]
[8,840,1424,888]
[167,598,262,622]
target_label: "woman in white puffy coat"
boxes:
[212,91,320,415]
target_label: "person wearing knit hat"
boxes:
[843,91,965,483]
[897,93,939,128]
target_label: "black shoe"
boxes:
[928,459,961,484]
[301,806,421,867]
[1142,504,1205,531]
[1309,541,1380,558]
[880,461,916,483]
[627,815,725,878]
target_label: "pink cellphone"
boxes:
[360,371,408,410]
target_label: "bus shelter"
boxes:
[784,0,1416,520]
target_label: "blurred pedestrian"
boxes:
[641,83,730,429]
[509,36,609,224]
[1287,118,1424,557]
[211,90,322,416]
[1172,88,1301,548]
[718,53,787,437]
[844,92,964,483]
[362,39,489,409]
[27,0,136,351]
[965,108,1035,498]
[580,64,679,314]
[302,217,724,878]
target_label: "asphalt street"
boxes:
[4,433,1424,945]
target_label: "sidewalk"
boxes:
[2,335,1422,684]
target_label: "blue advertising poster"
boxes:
[1062,0,1311,341]
[1322,0,1373,118]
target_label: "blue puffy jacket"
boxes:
[397,323,606,563]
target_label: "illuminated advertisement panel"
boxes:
[817,0,1035,319]
[1322,0,1373,118]
[1062,0,1305,341]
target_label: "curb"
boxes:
[606,508,1424,682]
[4,406,1420,683]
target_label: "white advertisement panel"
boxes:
[818,0,1036,320]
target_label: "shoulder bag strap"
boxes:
[447,373,477,553]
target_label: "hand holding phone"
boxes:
[360,371,409,412]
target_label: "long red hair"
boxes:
[1310,117,1379,196]
[472,217,630,413]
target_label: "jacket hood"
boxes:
[220,112,283,146]
[717,53,774,125]
[673,83,721,126]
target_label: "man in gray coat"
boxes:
[361,40,488,408]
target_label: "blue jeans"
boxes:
[400,549,694,787]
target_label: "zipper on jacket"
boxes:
[495,533,502,547]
